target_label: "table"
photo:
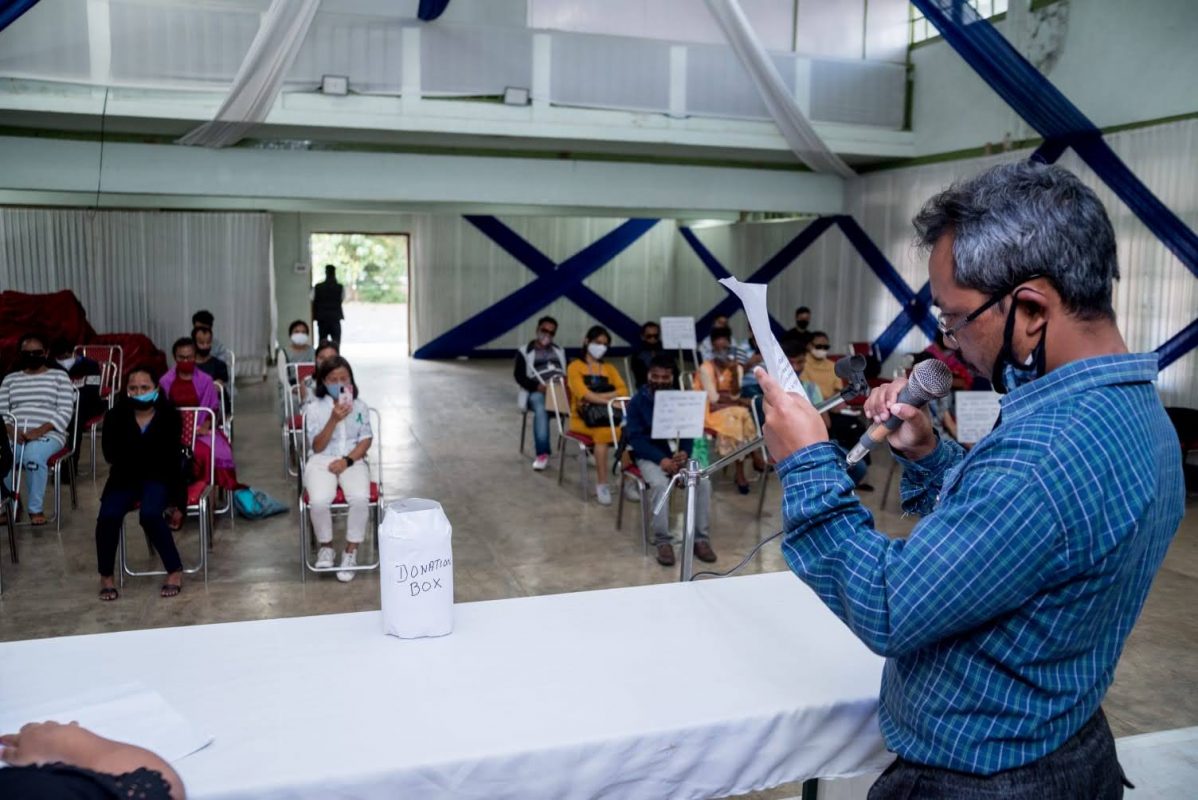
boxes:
[0,572,889,799]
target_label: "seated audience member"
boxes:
[924,330,974,390]
[567,325,629,506]
[630,321,662,388]
[160,338,241,491]
[192,327,231,415]
[281,319,316,367]
[0,720,185,800]
[799,331,841,400]
[304,356,374,582]
[513,316,566,471]
[302,340,340,400]
[783,305,812,344]
[624,355,717,567]
[51,338,104,469]
[698,327,761,493]
[698,315,744,362]
[738,335,763,398]
[0,334,75,526]
[191,309,231,366]
[94,367,186,601]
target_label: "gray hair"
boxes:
[913,161,1119,319]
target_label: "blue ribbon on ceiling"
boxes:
[417,0,450,22]
[0,0,40,34]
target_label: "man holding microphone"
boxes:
[755,162,1184,798]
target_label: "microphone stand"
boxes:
[653,380,870,582]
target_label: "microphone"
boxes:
[845,359,952,466]
[833,354,869,395]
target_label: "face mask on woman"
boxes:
[327,382,353,400]
[19,351,44,371]
[810,347,829,360]
[291,332,310,347]
[537,332,553,347]
[587,343,608,360]
[56,356,77,371]
[129,389,158,410]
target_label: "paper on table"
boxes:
[650,390,708,440]
[718,278,803,395]
[0,682,213,765]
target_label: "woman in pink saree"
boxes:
[160,337,241,491]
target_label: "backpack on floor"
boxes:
[233,487,289,520]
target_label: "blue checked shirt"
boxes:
[776,353,1184,774]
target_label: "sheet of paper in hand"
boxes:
[651,390,708,440]
[717,278,803,395]
[660,316,697,351]
[954,391,1002,444]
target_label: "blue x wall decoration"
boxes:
[913,0,1198,369]
[680,215,938,362]
[412,216,657,359]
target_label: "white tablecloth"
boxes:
[0,572,889,799]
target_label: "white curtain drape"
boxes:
[0,208,272,376]
[702,0,855,177]
[179,0,322,148]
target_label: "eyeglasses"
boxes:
[538,328,556,336]
[936,275,1042,348]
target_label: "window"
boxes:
[909,0,1009,46]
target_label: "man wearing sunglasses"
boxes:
[756,161,1183,798]
[514,316,567,471]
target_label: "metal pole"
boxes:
[679,459,699,582]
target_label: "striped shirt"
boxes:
[775,353,1183,774]
[0,369,76,445]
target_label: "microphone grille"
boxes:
[906,359,954,403]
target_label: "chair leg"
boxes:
[90,426,99,490]
[557,435,567,486]
[639,483,652,556]
[68,460,77,509]
[6,501,17,563]
[756,468,770,519]
[616,474,626,530]
[118,521,126,588]
[54,467,62,533]
[578,445,588,501]
[519,412,528,455]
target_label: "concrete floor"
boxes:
[1,309,1195,794]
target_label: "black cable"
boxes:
[690,529,785,580]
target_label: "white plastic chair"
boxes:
[551,375,592,501]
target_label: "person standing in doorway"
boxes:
[311,264,345,345]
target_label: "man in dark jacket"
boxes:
[311,264,345,345]
[623,354,716,567]
[629,321,662,389]
[513,316,566,471]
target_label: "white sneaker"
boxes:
[532,454,550,471]
[315,546,335,569]
[596,484,613,506]
[336,550,358,582]
[624,481,641,503]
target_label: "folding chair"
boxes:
[298,405,384,580]
[608,397,651,554]
[10,389,81,532]
[0,413,19,595]
[519,405,531,455]
[551,375,593,500]
[119,406,215,587]
[76,344,125,392]
[225,350,237,438]
[81,360,118,486]
[281,361,316,478]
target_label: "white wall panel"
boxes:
[0,208,272,376]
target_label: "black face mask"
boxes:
[795,320,809,331]
[648,381,672,394]
[990,290,1047,394]
[196,347,212,357]
[19,352,45,370]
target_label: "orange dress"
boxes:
[567,359,628,445]
[700,361,757,457]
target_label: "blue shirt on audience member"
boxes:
[775,353,1183,775]
[623,385,692,464]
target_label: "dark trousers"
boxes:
[95,481,182,577]
[869,709,1129,799]
[317,318,341,345]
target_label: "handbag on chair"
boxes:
[579,374,623,428]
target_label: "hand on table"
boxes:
[1,720,88,766]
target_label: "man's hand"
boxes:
[659,457,678,476]
[328,457,348,476]
[862,376,937,460]
[536,384,548,394]
[756,367,828,462]
[672,451,688,467]
[15,430,28,445]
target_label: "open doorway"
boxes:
[309,232,410,360]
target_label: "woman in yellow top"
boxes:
[567,325,628,506]
[699,326,762,494]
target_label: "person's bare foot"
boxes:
[29,512,47,526]
[160,571,183,598]
[98,576,118,602]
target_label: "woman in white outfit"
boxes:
[304,356,373,582]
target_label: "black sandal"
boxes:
[160,582,182,598]
[99,587,119,602]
